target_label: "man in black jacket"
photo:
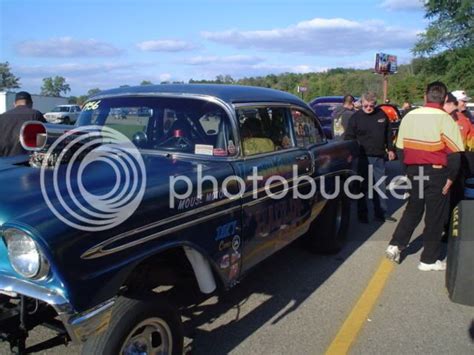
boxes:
[345,92,397,223]
[331,94,355,140]
[0,91,46,157]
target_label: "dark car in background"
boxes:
[308,96,345,139]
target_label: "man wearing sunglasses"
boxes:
[345,92,397,223]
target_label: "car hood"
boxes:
[0,154,197,234]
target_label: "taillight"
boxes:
[20,121,47,151]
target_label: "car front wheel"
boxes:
[81,292,183,355]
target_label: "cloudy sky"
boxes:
[1,0,426,96]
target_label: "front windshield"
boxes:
[52,106,70,112]
[77,97,236,156]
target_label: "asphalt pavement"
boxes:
[1,161,473,354]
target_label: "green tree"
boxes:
[68,96,78,104]
[140,80,153,85]
[414,0,474,55]
[215,75,235,84]
[40,76,71,96]
[0,62,20,90]
[77,95,89,106]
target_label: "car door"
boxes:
[290,106,333,226]
[232,104,313,272]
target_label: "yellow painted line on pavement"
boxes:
[325,258,395,355]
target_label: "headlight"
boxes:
[3,229,49,279]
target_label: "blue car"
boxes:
[0,85,358,354]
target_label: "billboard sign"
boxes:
[375,53,397,74]
[297,86,307,93]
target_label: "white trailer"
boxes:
[0,91,68,114]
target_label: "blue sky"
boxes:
[1,0,426,96]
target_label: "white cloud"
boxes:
[136,40,197,52]
[16,62,140,76]
[159,73,172,82]
[15,37,122,57]
[380,0,424,11]
[183,55,264,65]
[202,17,421,56]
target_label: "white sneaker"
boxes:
[385,245,401,264]
[418,260,447,271]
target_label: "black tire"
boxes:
[81,292,183,355]
[63,117,71,125]
[305,191,350,254]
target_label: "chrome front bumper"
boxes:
[0,275,115,343]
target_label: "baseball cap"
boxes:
[15,91,32,102]
[446,92,458,104]
[452,90,471,102]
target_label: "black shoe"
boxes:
[376,215,397,223]
[358,215,369,224]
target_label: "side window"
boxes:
[106,106,151,140]
[291,108,324,147]
[78,98,236,156]
[237,106,293,156]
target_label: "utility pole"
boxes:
[383,73,388,103]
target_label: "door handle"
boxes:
[295,155,309,161]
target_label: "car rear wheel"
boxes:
[81,292,183,355]
[304,190,350,253]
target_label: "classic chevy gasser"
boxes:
[0,85,358,354]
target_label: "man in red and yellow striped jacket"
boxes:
[386,81,464,271]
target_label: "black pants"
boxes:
[357,155,388,218]
[389,166,450,264]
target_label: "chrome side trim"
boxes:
[80,197,241,259]
[233,102,293,108]
[81,168,354,259]
[81,205,242,259]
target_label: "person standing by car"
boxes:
[0,91,46,157]
[331,94,355,140]
[444,92,472,147]
[345,92,397,223]
[452,90,473,123]
[443,92,471,236]
[401,101,413,118]
[385,82,464,271]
